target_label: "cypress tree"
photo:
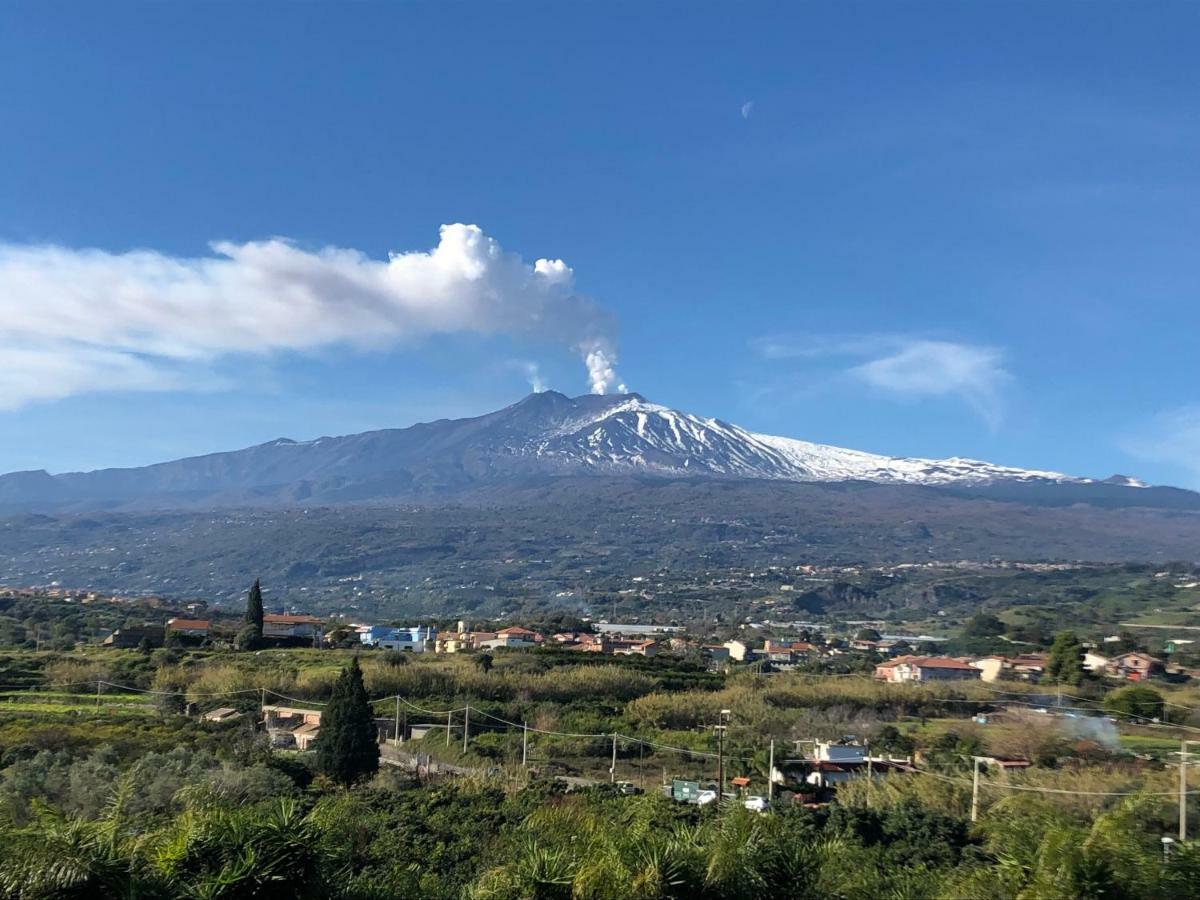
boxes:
[245,579,264,637]
[314,657,380,786]
[1046,630,1085,686]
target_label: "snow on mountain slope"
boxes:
[751,431,1079,485]
[0,390,1144,512]
[519,393,1091,486]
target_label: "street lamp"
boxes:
[1161,835,1176,864]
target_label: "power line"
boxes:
[11,677,1197,789]
[99,681,261,699]
[459,706,759,760]
[900,762,1200,798]
[979,682,1200,716]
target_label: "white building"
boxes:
[359,625,437,652]
[723,640,752,661]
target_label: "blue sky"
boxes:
[2,2,1199,486]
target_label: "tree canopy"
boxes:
[1046,631,1086,686]
[314,658,380,787]
[1103,684,1164,721]
[962,612,1005,639]
[245,579,264,635]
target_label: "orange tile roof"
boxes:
[909,657,979,670]
[167,618,210,629]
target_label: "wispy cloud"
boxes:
[1120,406,1200,488]
[740,100,755,120]
[0,224,625,410]
[750,332,1012,428]
[751,333,889,361]
[851,340,1010,429]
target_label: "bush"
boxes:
[234,624,261,651]
[1103,684,1164,721]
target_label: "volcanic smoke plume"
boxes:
[0,223,625,408]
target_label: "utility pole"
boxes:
[1176,744,1195,844]
[715,708,730,801]
[610,733,618,784]
[462,705,470,754]
[95,679,101,709]
[522,721,528,768]
[1180,740,1198,841]
[394,696,401,742]
[446,709,451,747]
[970,757,982,823]
[767,739,775,802]
[866,739,873,809]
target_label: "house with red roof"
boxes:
[166,618,210,639]
[874,655,981,683]
[612,639,659,658]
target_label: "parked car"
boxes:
[696,790,718,805]
[743,795,768,812]
[616,781,643,795]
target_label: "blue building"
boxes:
[359,625,437,652]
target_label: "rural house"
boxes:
[263,614,324,642]
[1106,652,1165,681]
[874,656,981,683]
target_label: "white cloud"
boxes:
[740,100,755,120]
[751,332,1011,428]
[1120,406,1200,487]
[0,224,624,409]
[0,345,182,409]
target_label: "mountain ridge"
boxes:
[0,391,1192,512]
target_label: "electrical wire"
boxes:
[899,762,1200,798]
[10,677,1199,784]
[466,706,757,760]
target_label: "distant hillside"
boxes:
[2,477,1198,615]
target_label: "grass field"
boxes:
[1117,734,1186,755]
[0,689,157,717]
[0,701,157,716]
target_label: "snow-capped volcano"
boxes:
[0,390,1174,513]
[510,391,1089,486]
